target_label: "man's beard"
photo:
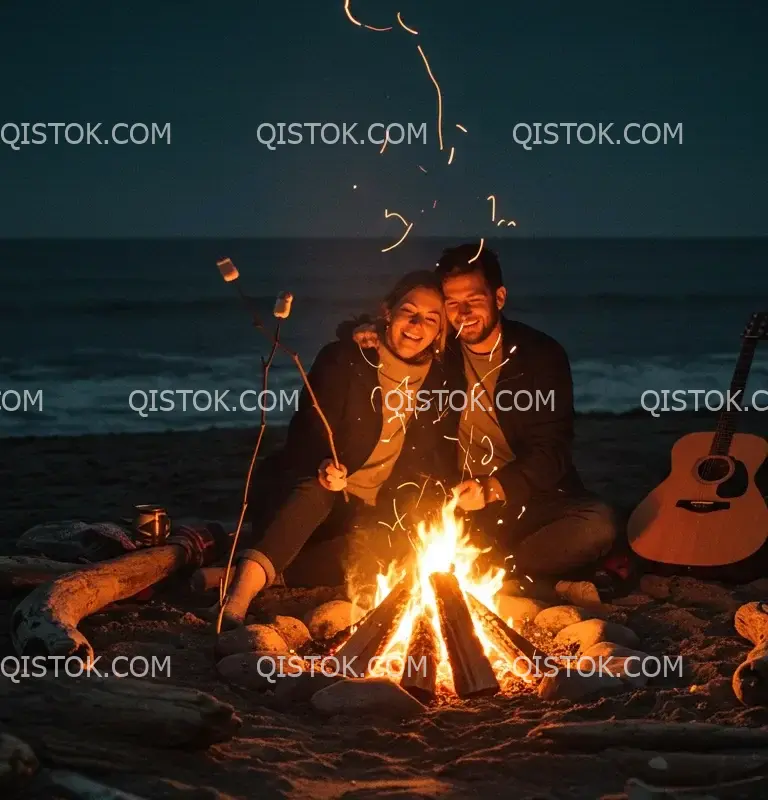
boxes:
[457,308,500,347]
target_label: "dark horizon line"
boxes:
[1,235,767,242]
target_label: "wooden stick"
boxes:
[0,677,241,749]
[466,592,551,671]
[216,321,282,632]
[11,526,225,661]
[190,566,230,593]
[400,611,439,703]
[335,577,412,677]
[732,601,768,706]
[430,572,499,699]
[527,720,768,751]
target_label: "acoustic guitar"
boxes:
[628,311,768,569]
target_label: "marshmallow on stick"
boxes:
[273,291,293,319]
[216,258,240,282]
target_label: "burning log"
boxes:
[466,592,552,674]
[335,577,412,678]
[11,525,227,662]
[400,611,439,703]
[430,572,499,699]
[732,600,768,706]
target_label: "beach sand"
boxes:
[2,411,768,799]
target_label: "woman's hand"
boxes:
[318,459,349,491]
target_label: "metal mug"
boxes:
[133,505,170,545]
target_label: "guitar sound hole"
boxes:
[696,457,732,483]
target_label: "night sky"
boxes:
[0,0,765,238]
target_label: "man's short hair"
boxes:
[434,243,504,293]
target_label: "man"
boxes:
[434,243,618,591]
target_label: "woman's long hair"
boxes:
[337,270,447,362]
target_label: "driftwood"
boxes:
[11,525,226,661]
[0,677,240,749]
[0,556,89,595]
[0,730,38,790]
[400,611,439,703]
[466,592,551,671]
[732,600,768,706]
[335,577,412,677]
[528,720,768,751]
[430,572,499,699]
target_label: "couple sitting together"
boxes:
[218,243,618,629]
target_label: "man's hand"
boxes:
[318,459,348,491]
[454,476,506,511]
[352,323,379,350]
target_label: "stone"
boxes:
[554,619,640,652]
[538,669,625,701]
[495,596,549,629]
[268,615,311,651]
[638,575,671,600]
[216,650,298,691]
[555,580,601,606]
[579,641,653,688]
[304,600,364,641]
[215,624,288,659]
[533,605,598,635]
[311,677,426,719]
[272,670,347,704]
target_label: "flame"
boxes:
[353,492,529,692]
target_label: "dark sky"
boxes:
[0,0,765,238]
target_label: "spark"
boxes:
[343,0,362,25]
[468,239,484,263]
[497,519,503,525]
[418,165,428,173]
[517,505,526,519]
[443,435,459,442]
[433,479,449,499]
[461,425,475,481]
[477,356,510,388]
[509,345,518,355]
[416,44,444,151]
[392,498,407,530]
[456,124,467,133]
[488,332,501,361]
[353,184,358,189]
[382,209,414,252]
[447,146,455,165]
[488,465,498,476]
[432,199,437,208]
[359,342,383,370]
[507,220,517,227]
[487,195,496,222]
[364,24,393,31]
[415,476,429,508]
[525,575,533,582]
[397,11,418,34]
[369,385,383,410]
[480,434,494,466]
[455,321,466,338]
[379,130,390,154]
[504,554,514,561]
[497,219,506,226]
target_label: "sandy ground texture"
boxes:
[2,410,768,799]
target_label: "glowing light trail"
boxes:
[397,12,418,34]
[416,45,444,151]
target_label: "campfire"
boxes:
[333,494,546,702]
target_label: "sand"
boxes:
[2,410,768,799]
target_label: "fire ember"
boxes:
[333,495,549,701]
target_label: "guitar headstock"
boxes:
[743,312,768,340]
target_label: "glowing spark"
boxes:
[497,219,506,226]
[416,44,443,151]
[455,321,466,338]
[525,575,533,582]
[364,24,393,31]
[359,343,383,370]
[461,425,474,481]
[480,434,494,466]
[488,465,498,476]
[497,519,503,525]
[487,195,496,222]
[477,357,510,387]
[504,554,514,560]
[379,131,389,154]
[488,332,501,361]
[415,476,429,508]
[443,435,459,442]
[507,220,517,227]
[432,199,437,208]
[418,165,428,173]
[343,0,362,26]
[397,481,420,492]
[509,345,518,355]
[468,239,484,263]
[369,385,382,410]
[456,124,467,133]
[392,499,407,531]
[517,505,526,519]
[382,209,414,253]
[447,146,455,165]
[397,12,418,34]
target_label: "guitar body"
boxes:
[628,431,768,567]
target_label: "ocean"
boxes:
[0,237,766,438]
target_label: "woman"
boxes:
[217,270,457,629]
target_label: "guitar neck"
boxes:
[709,338,758,456]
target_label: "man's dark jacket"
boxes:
[253,337,456,503]
[443,315,585,507]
